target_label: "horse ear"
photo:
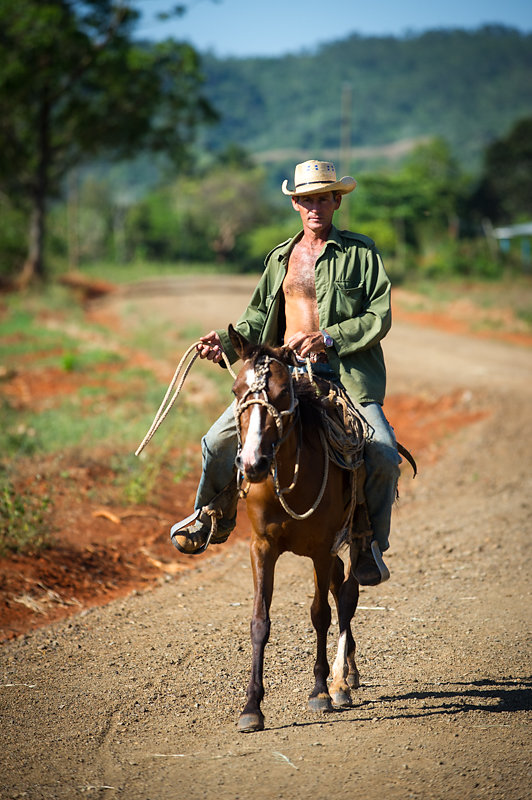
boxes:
[228,324,251,359]
[280,344,299,367]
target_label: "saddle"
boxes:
[318,382,367,471]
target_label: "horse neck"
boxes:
[273,413,305,485]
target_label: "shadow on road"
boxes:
[377,676,532,719]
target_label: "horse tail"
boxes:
[397,442,417,477]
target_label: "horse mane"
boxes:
[246,341,285,367]
[294,376,329,431]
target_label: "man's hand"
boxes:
[285,331,325,358]
[196,331,223,363]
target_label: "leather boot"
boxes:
[353,540,390,586]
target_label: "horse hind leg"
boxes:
[308,558,334,714]
[345,543,361,689]
[345,591,360,690]
[330,629,352,708]
[329,554,360,706]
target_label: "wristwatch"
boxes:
[321,330,334,348]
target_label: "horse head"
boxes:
[229,325,298,483]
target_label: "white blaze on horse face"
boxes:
[240,368,264,471]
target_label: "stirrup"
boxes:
[170,507,223,555]
[370,540,390,583]
[170,509,210,555]
[170,508,202,535]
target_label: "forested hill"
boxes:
[199,25,532,170]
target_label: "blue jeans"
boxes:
[195,388,400,552]
[355,401,401,552]
[194,401,239,516]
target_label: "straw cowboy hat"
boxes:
[281,160,357,196]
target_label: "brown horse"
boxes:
[229,325,371,733]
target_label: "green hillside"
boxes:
[199,25,532,171]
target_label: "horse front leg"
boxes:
[237,538,278,733]
[329,553,360,707]
[308,558,334,713]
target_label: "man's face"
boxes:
[292,191,341,234]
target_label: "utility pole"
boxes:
[340,82,352,230]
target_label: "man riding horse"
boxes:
[171,159,401,586]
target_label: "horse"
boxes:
[228,325,373,733]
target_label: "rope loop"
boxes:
[134,341,237,456]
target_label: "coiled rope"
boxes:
[134,341,237,457]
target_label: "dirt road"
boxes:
[1,291,531,799]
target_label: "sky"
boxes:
[132,0,532,57]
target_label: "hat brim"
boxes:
[282,176,357,196]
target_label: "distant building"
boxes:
[492,223,532,269]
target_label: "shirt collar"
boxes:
[326,224,344,250]
[275,224,343,262]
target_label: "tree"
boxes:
[126,162,272,264]
[471,117,532,224]
[0,0,216,283]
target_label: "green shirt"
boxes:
[217,224,392,404]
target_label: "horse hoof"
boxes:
[237,712,264,733]
[308,693,333,713]
[331,689,352,708]
[347,672,360,690]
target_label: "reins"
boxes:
[235,354,331,521]
[271,424,330,520]
[134,341,237,457]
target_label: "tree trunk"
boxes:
[18,94,50,287]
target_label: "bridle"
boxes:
[234,354,330,520]
[234,354,298,441]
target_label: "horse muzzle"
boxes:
[235,453,272,483]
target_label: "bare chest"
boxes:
[283,244,320,299]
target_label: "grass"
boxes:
[0,373,214,458]
[0,288,128,371]
[122,430,195,506]
[516,307,532,327]
[60,349,124,372]
[0,284,228,544]
[0,309,78,361]
[76,258,248,286]
[0,473,52,556]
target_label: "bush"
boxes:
[419,239,502,279]
[351,219,398,256]
[243,219,300,264]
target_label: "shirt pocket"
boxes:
[333,280,365,319]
